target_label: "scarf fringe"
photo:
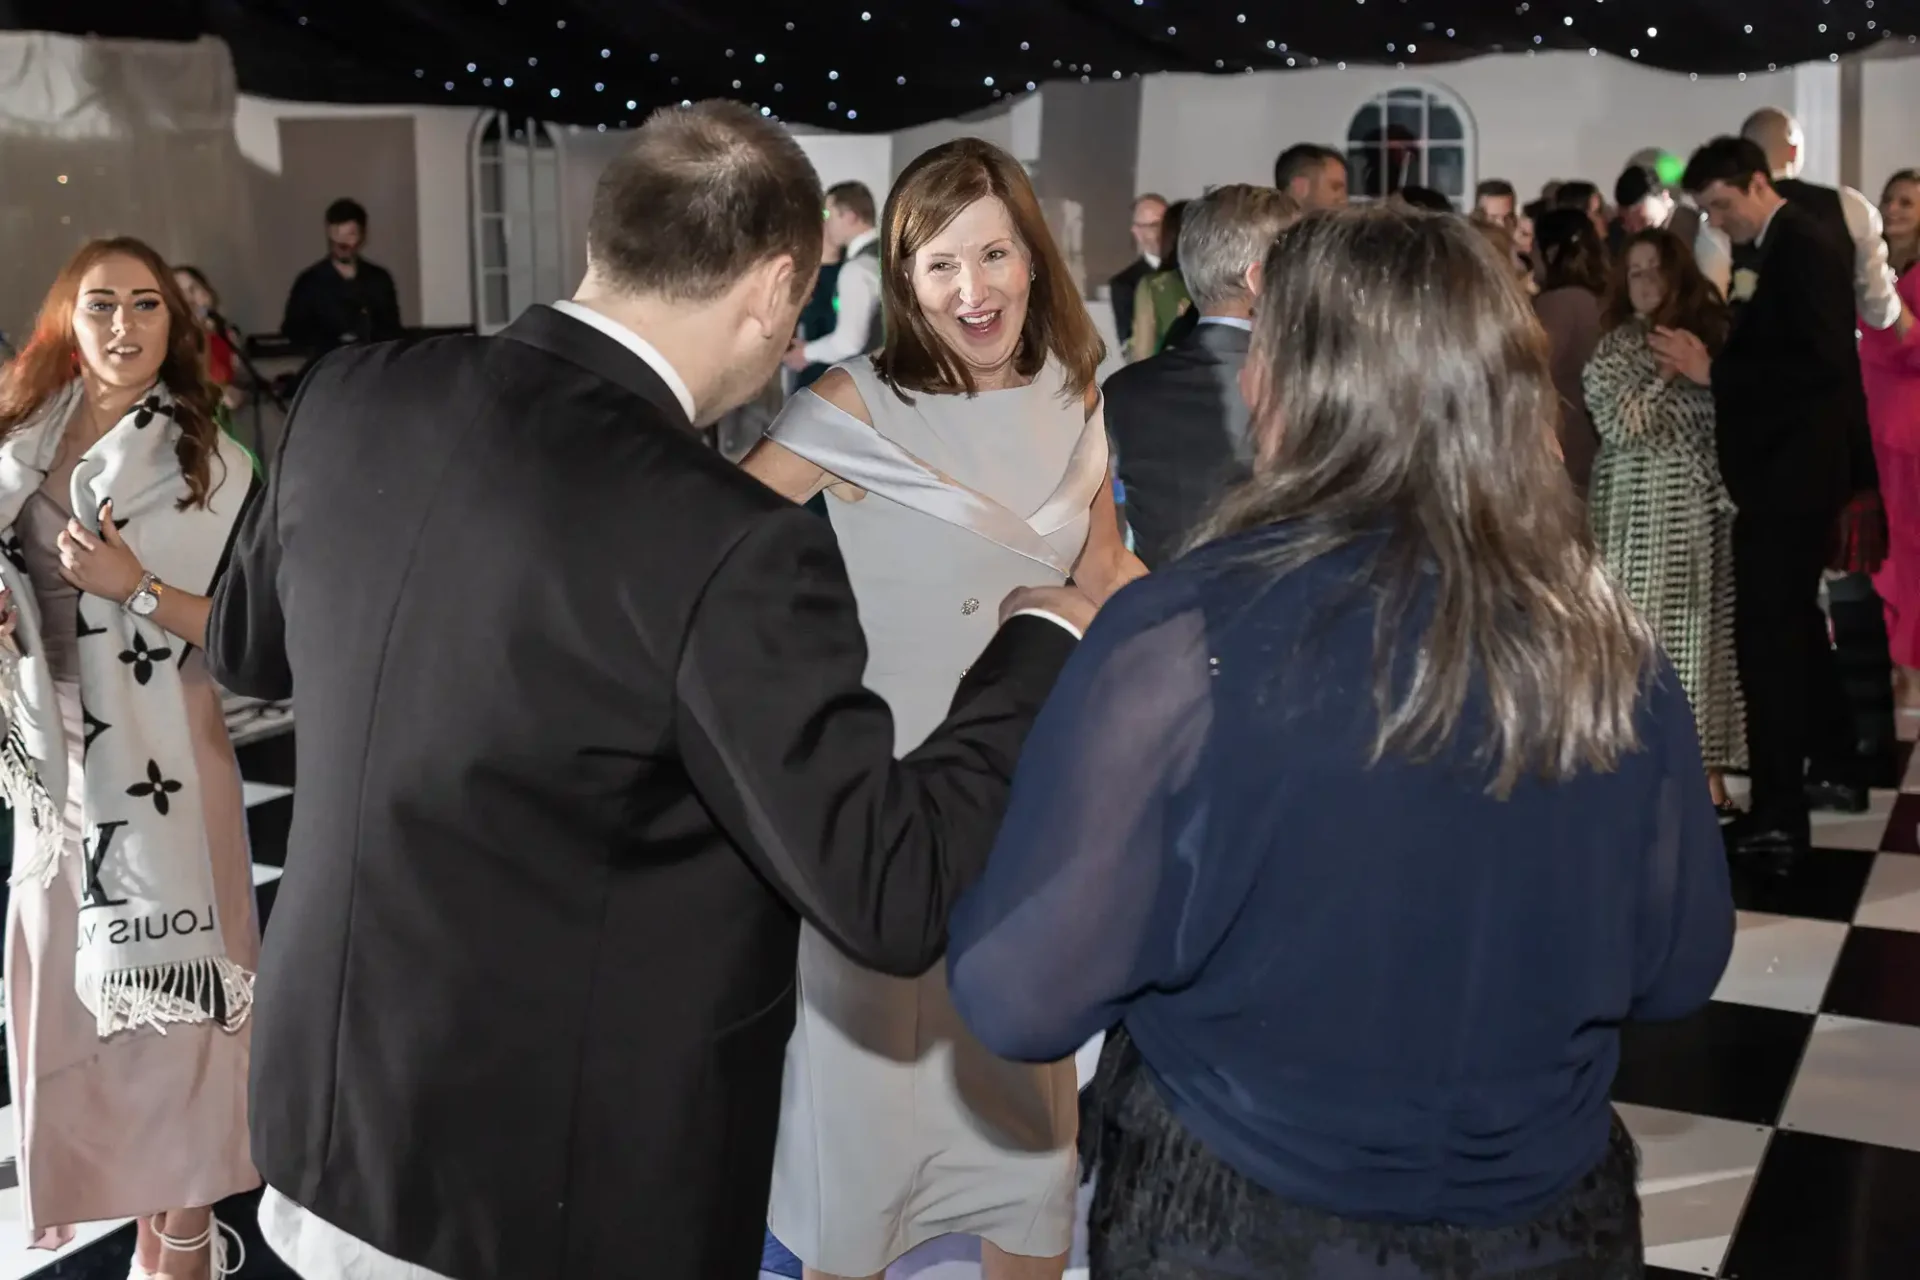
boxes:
[79,955,255,1038]
[0,725,64,889]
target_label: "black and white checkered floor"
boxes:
[3,705,1919,1278]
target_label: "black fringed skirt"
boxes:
[1081,1029,1644,1280]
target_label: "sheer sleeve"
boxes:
[946,582,1215,1062]
[1630,660,1737,1022]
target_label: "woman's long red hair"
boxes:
[0,238,222,508]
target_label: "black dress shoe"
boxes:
[1805,780,1870,814]
[1726,825,1807,860]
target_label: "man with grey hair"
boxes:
[1102,184,1301,567]
[208,99,1095,1280]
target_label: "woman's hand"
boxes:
[1649,326,1712,386]
[57,501,145,605]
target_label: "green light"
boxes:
[1654,152,1685,186]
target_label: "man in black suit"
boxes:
[1104,184,1299,567]
[206,101,1094,1280]
[1108,192,1168,357]
[1740,107,1914,800]
[1674,136,1866,856]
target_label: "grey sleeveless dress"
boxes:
[764,356,1106,1273]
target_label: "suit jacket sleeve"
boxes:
[673,505,1078,977]
[205,375,302,700]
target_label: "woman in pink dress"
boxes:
[1863,171,1920,702]
[0,239,260,1279]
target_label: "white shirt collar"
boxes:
[846,227,881,258]
[550,300,697,423]
[1753,200,1786,249]
[1143,252,1162,271]
[1198,315,1252,331]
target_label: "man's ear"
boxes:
[741,254,801,340]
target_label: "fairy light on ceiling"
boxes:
[4,0,1903,133]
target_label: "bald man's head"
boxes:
[1740,108,1803,179]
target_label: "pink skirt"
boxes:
[1873,445,1920,669]
[3,663,260,1248]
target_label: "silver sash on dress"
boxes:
[767,386,1109,575]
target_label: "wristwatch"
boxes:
[124,572,164,618]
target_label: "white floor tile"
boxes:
[1616,1102,1770,1278]
[242,780,292,808]
[1710,912,1849,1013]
[1810,788,1897,850]
[1854,853,1920,933]
[251,863,284,887]
[1780,1015,1920,1153]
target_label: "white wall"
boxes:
[1135,53,1795,206]
[233,95,481,327]
[1861,55,1920,198]
[890,95,1042,180]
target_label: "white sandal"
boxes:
[130,1212,246,1279]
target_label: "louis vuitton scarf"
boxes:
[0,379,253,1037]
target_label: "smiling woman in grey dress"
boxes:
[742,138,1143,1280]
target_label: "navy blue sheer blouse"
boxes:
[946,532,1734,1227]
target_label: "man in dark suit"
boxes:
[1740,107,1914,800]
[1108,192,1167,356]
[1103,184,1300,568]
[205,101,1094,1280]
[1674,136,1866,856]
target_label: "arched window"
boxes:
[1345,85,1476,209]
[469,113,567,334]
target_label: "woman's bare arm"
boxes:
[1072,384,1147,601]
[738,368,868,504]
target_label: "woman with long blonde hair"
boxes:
[946,207,1733,1277]
[0,238,260,1279]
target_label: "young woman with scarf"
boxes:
[0,238,261,1279]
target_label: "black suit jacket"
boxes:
[1711,203,1862,518]
[204,305,1077,1280]
[1103,319,1252,568]
[1108,257,1154,353]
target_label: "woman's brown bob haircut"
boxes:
[873,138,1104,402]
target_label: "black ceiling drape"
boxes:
[4,1,1914,133]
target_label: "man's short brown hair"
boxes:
[826,181,877,226]
[587,99,823,302]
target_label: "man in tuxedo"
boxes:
[1104,184,1299,568]
[1741,107,1913,800]
[1675,137,1865,857]
[205,100,1094,1280]
[1109,192,1168,357]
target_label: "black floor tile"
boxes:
[246,795,293,868]
[233,730,296,789]
[1877,792,1920,853]
[1821,926,1920,1028]
[1645,1269,1702,1280]
[1720,1129,1920,1279]
[1614,1000,1814,1126]
[1728,845,1875,921]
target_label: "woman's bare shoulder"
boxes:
[810,366,873,426]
